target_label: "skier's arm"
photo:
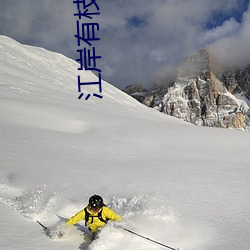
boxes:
[104,207,122,222]
[67,209,85,225]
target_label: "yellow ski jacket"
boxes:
[67,206,121,233]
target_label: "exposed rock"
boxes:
[123,49,250,130]
[122,84,147,103]
[217,66,250,99]
[123,84,147,95]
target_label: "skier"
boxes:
[66,194,122,239]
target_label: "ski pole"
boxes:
[37,220,48,231]
[122,227,180,250]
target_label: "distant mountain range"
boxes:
[123,49,250,130]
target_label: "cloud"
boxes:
[209,4,250,68]
[95,0,249,87]
[0,0,75,55]
[0,0,249,89]
[200,18,240,45]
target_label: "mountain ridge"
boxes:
[123,49,250,130]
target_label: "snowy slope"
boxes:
[0,36,250,250]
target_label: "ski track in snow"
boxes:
[0,180,211,250]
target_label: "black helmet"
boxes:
[89,195,104,210]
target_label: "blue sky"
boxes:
[126,15,148,28]
[206,0,249,29]
[0,0,249,89]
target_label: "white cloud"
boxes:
[200,17,240,45]
[209,5,250,68]
[0,0,249,88]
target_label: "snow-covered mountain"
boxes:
[124,49,250,130]
[1,36,250,250]
[217,65,250,100]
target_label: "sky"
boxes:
[0,0,249,89]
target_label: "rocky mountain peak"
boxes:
[177,49,210,78]
[123,49,250,130]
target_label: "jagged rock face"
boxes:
[123,49,250,130]
[162,73,249,128]
[123,84,146,95]
[123,84,147,103]
[218,66,250,99]
[163,50,250,129]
